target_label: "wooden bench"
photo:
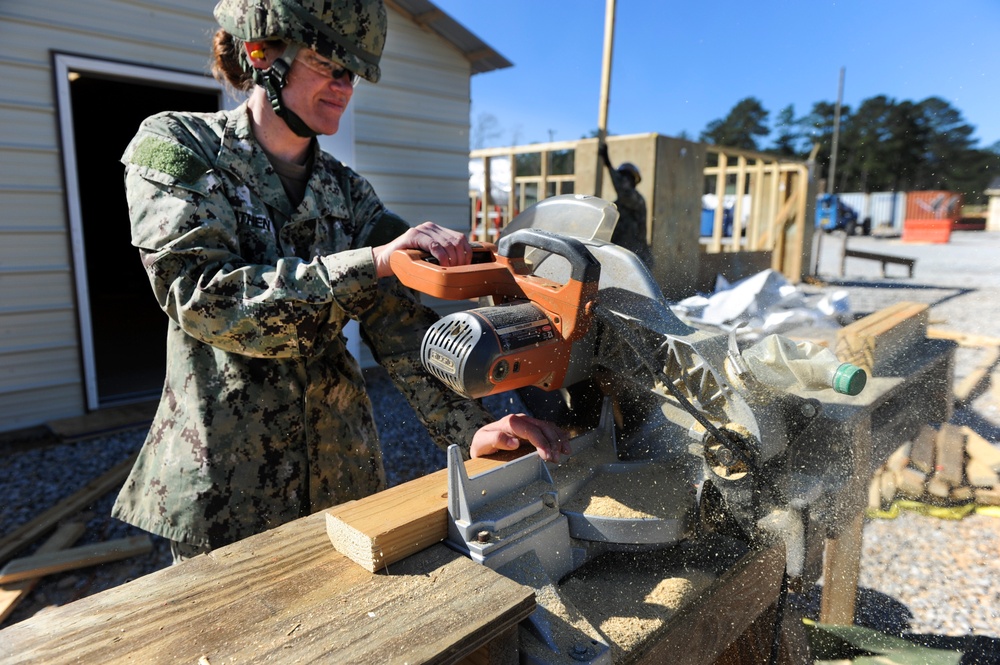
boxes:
[841,248,916,278]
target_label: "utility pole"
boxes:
[595,0,616,197]
[828,67,845,195]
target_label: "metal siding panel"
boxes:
[0,346,80,393]
[0,193,66,230]
[837,192,908,232]
[0,230,71,269]
[361,143,468,179]
[384,9,477,72]
[388,203,470,231]
[0,271,74,310]
[0,309,78,352]
[355,113,469,152]
[869,192,907,231]
[0,384,83,431]
[1,62,59,114]
[0,148,62,191]
[377,56,469,99]
[0,2,218,62]
[0,104,59,148]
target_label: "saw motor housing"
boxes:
[390,229,601,398]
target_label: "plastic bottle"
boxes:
[740,334,867,396]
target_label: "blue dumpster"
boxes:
[700,207,733,237]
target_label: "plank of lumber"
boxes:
[934,424,966,488]
[0,513,534,665]
[954,346,1000,406]
[0,522,86,623]
[326,456,506,572]
[0,455,135,565]
[835,301,929,375]
[909,424,937,474]
[0,536,152,584]
[927,327,1000,349]
[964,427,1000,469]
[46,402,156,441]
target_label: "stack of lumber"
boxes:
[835,301,930,376]
[869,423,1000,511]
[0,456,151,623]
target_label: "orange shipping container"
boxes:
[905,191,963,221]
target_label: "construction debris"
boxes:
[672,268,850,339]
[869,423,1000,516]
[0,522,85,623]
[0,536,152,585]
[0,452,153,626]
[0,455,136,565]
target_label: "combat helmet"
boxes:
[213,0,387,136]
[618,162,641,186]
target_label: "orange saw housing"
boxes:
[389,230,601,398]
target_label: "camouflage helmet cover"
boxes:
[214,0,387,83]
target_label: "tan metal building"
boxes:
[0,0,509,433]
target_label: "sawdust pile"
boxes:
[562,464,690,519]
[561,563,716,659]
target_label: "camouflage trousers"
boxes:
[170,539,212,565]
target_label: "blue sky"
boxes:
[432,0,1000,151]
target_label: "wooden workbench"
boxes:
[0,512,534,664]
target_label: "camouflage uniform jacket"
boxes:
[607,169,653,268]
[112,102,494,549]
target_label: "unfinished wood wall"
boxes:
[470,134,814,300]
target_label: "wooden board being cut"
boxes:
[327,456,506,572]
[0,512,534,665]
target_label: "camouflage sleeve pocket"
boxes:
[126,135,215,196]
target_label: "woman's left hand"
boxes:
[470,414,571,462]
[372,221,472,279]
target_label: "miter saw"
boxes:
[391,194,868,664]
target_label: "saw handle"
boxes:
[497,229,601,342]
[389,242,520,300]
[498,229,601,285]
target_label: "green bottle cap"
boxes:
[833,363,867,396]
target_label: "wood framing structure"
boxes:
[701,145,815,284]
[469,134,814,300]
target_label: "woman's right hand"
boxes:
[372,221,473,278]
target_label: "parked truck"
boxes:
[816,193,870,235]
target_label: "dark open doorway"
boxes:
[66,72,218,405]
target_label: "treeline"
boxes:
[698,96,1000,204]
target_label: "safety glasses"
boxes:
[295,50,360,87]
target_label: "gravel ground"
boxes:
[2,229,999,659]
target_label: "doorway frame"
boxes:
[52,53,224,410]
